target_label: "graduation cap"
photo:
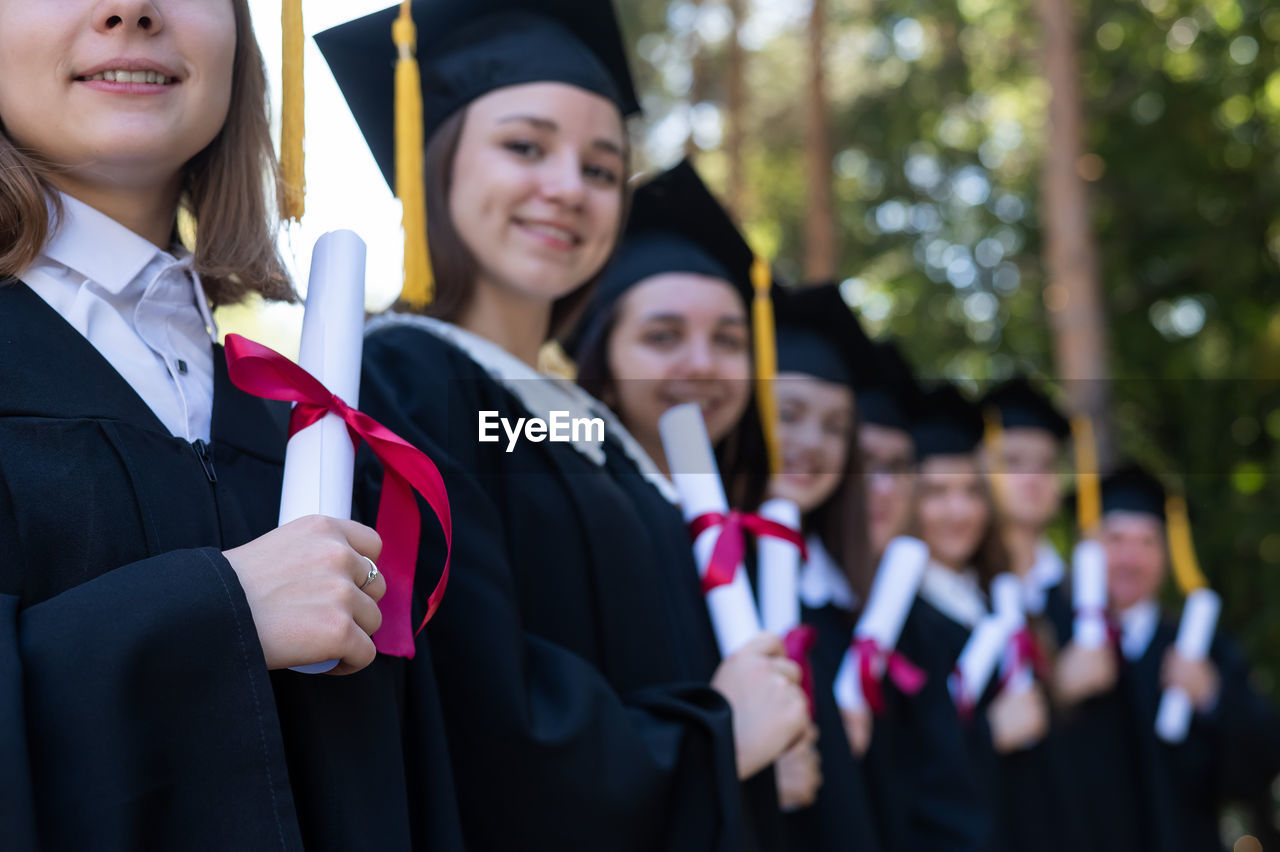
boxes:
[773,282,876,392]
[1100,463,1210,594]
[858,340,923,434]
[911,383,985,461]
[316,0,640,308]
[980,376,1070,440]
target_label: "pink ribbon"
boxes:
[784,625,818,718]
[687,510,808,595]
[224,333,451,659]
[853,636,927,716]
[999,626,1049,692]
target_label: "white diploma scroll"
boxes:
[950,614,1016,710]
[757,498,803,638]
[1155,588,1221,743]
[659,403,762,657]
[834,537,930,711]
[278,230,368,674]
[1072,540,1109,649]
[991,573,1033,694]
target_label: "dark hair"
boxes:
[414,107,630,343]
[0,0,293,306]
[574,294,770,511]
[809,415,875,604]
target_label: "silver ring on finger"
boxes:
[359,556,380,590]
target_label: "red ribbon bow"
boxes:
[853,636,927,716]
[784,625,818,718]
[998,626,1049,692]
[224,333,451,659]
[687,510,807,595]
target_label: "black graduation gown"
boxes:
[1123,617,1280,852]
[1045,590,1147,852]
[786,599,882,852]
[892,597,996,851]
[604,448,785,852]
[0,281,461,851]
[357,322,745,852]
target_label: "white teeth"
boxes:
[89,70,173,84]
[526,223,575,242]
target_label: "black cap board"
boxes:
[316,0,641,191]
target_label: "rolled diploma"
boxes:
[659,403,762,657]
[757,498,802,638]
[278,230,368,674]
[950,614,1015,709]
[991,573,1033,694]
[1072,540,1108,649]
[1155,588,1221,743]
[834,536,929,711]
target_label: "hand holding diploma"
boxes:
[1156,588,1221,742]
[226,231,453,672]
[834,537,929,716]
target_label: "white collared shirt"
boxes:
[1118,598,1161,662]
[919,559,989,629]
[799,534,857,612]
[19,193,217,442]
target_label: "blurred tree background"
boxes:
[617,0,1280,702]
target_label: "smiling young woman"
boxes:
[318,2,807,850]
[0,2,445,849]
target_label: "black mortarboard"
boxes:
[980,376,1070,440]
[773,282,876,391]
[316,0,641,190]
[1100,463,1168,521]
[858,340,923,433]
[562,159,754,358]
[911,383,985,460]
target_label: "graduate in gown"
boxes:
[562,159,815,852]
[763,282,885,851]
[319,5,808,849]
[977,377,1090,852]
[1091,465,1280,851]
[0,2,457,850]
[906,384,1051,852]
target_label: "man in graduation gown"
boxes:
[1091,465,1280,851]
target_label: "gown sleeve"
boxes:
[357,327,743,852]
[0,457,303,852]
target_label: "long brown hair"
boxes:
[0,0,292,306]
[810,415,875,605]
[413,107,630,343]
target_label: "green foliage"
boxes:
[622,0,1280,689]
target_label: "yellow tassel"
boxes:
[280,0,305,222]
[1165,494,1209,594]
[751,256,782,476]
[1071,414,1101,534]
[982,407,1008,515]
[393,1,433,308]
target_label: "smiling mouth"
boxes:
[515,219,581,248]
[76,70,176,85]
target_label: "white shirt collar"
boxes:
[919,559,988,629]
[365,313,679,502]
[1022,540,1066,615]
[1118,598,1161,661]
[799,534,857,611]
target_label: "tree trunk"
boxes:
[1035,0,1112,465]
[725,0,747,219]
[804,0,837,282]
[685,0,706,161]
